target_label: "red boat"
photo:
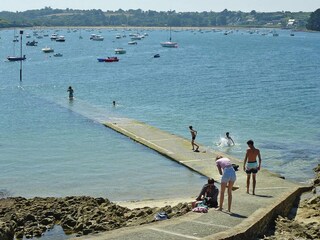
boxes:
[97,57,119,62]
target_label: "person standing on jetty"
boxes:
[225,132,235,146]
[189,126,199,152]
[215,155,236,212]
[243,139,262,195]
[67,86,74,100]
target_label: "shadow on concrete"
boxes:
[229,212,247,218]
[254,194,273,198]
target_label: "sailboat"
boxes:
[7,29,26,61]
[7,55,26,61]
[160,26,178,48]
[79,28,83,39]
[12,29,19,42]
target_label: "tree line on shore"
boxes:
[0,7,319,31]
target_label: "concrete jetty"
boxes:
[73,117,311,240]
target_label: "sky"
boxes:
[1,0,319,13]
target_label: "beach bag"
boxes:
[155,212,168,221]
[192,201,208,213]
[232,164,239,171]
[192,206,208,213]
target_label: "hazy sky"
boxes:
[1,0,319,12]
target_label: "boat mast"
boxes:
[20,30,23,82]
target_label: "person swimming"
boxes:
[218,132,235,147]
[225,132,235,146]
[67,86,74,100]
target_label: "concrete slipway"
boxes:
[72,117,311,240]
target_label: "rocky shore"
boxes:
[263,164,320,240]
[1,165,319,240]
[0,196,191,240]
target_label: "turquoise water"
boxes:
[1,28,320,202]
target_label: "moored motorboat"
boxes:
[128,41,137,45]
[7,55,26,61]
[131,36,142,40]
[90,34,104,41]
[97,57,119,62]
[115,48,126,54]
[53,53,63,57]
[42,47,54,53]
[50,33,58,40]
[26,40,38,46]
[56,36,66,42]
[160,41,178,48]
[272,30,279,37]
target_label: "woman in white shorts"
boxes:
[215,155,236,212]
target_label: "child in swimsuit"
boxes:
[189,126,199,152]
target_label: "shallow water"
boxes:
[1,28,319,203]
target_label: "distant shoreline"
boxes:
[0,25,303,31]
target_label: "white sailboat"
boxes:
[160,26,178,48]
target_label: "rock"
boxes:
[33,228,43,237]
[313,164,320,173]
[24,214,36,222]
[93,224,107,231]
[61,215,77,229]
[75,222,85,232]
[44,211,55,217]
[0,221,14,240]
[262,164,320,240]
[83,228,94,235]
[40,217,54,225]
[15,230,24,239]
[25,234,33,239]
[95,197,106,205]
[53,211,63,220]
[124,211,136,219]
[135,210,147,218]
[313,178,320,186]
[307,196,319,205]
[0,196,193,238]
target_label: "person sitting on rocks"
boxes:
[194,178,219,208]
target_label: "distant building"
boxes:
[287,19,296,28]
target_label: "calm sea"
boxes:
[1,28,319,203]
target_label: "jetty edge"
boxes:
[72,117,312,240]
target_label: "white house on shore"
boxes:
[287,19,296,28]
